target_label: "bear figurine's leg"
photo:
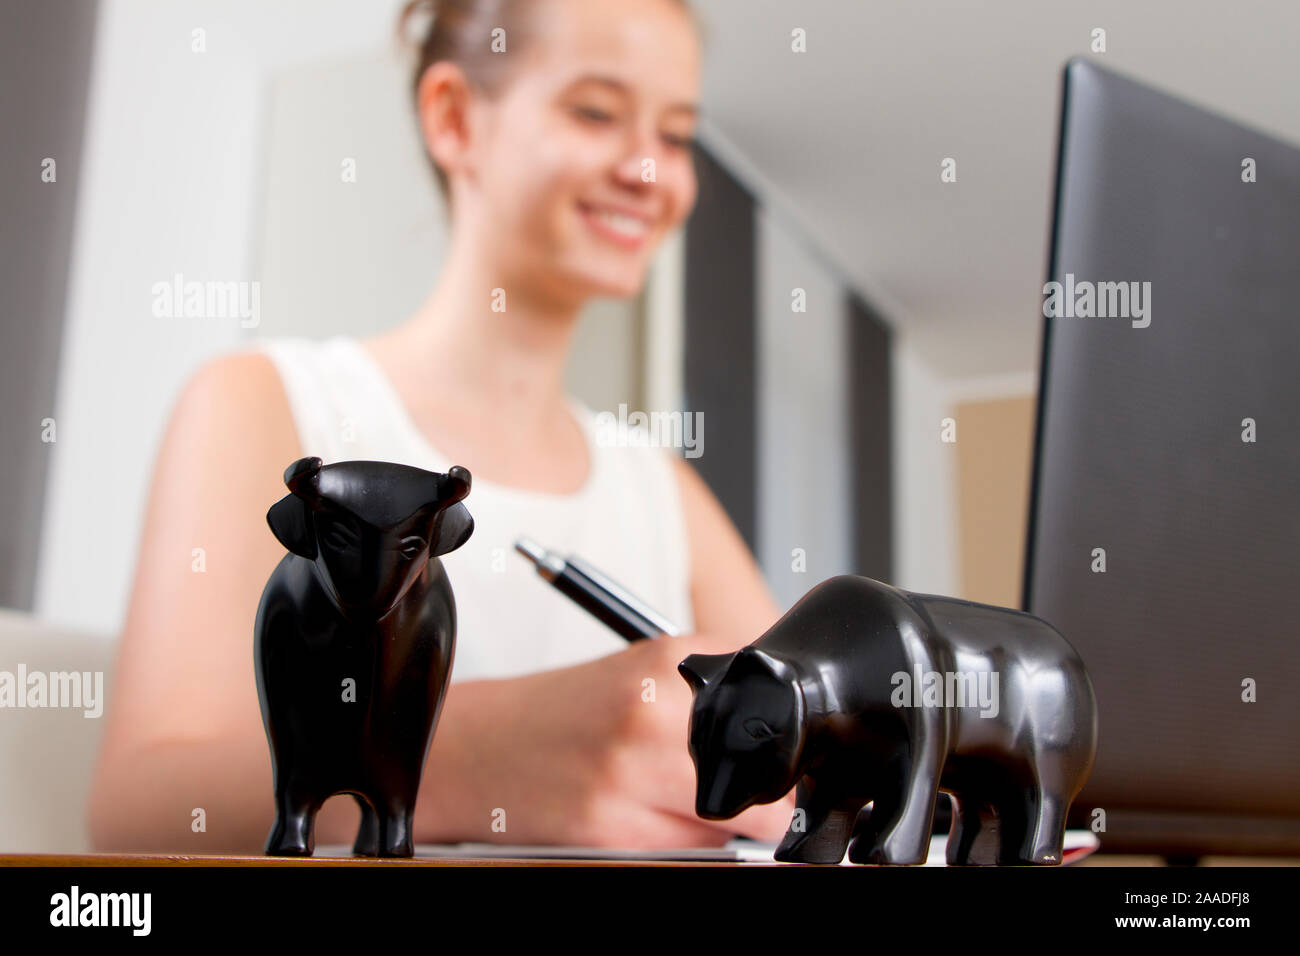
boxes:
[848,719,946,865]
[1021,790,1069,865]
[945,792,999,865]
[992,787,1032,865]
[997,766,1070,865]
[848,778,940,865]
[773,776,867,864]
[352,793,379,857]
[266,779,319,856]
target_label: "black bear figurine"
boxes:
[254,455,474,857]
[679,575,1097,865]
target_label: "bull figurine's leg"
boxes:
[375,799,417,859]
[266,775,319,856]
[369,771,421,858]
[352,793,380,857]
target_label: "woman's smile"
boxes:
[577,201,656,249]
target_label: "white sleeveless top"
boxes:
[252,335,695,682]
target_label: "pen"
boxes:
[514,537,681,642]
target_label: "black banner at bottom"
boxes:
[0,861,1293,942]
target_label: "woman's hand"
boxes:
[412,632,797,848]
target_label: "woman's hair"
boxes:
[397,0,697,207]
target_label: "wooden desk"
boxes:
[4,852,1296,866]
[0,853,732,866]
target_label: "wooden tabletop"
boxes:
[0,852,737,867]
[4,851,1292,866]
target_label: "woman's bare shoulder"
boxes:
[153,348,303,495]
[175,348,295,434]
[175,348,285,412]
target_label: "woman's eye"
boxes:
[572,105,615,124]
[662,132,695,150]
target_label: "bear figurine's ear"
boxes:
[266,493,316,559]
[678,652,736,694]
[430,501,474,557]
[732,646,789,681]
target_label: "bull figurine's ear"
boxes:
[678,652,736,694]
[427,465,472,557]
[431,502,474,557]
[267,494,316,559]
[267,457,323,559]
[284,456,323,495]
[441,465,471,504]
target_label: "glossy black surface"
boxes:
[254,456,473,857]
[680,575,1097,865]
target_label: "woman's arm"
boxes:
[670,456,784,642]
[86,352,487,850]
[87,351,323,851]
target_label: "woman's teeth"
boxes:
[590,208,649,238]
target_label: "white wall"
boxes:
[254,52,445,342]
[890,336,960,596]
[32,0,337,633]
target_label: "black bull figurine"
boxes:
[679,575,1097,865]
[254,456,473,857]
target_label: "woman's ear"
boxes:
[431,502,474,557]
[417,60,477,189]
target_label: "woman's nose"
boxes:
[613,121,666,186]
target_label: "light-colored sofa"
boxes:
[0,607,115,853]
